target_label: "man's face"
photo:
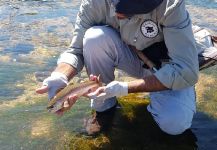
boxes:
[113,0,134,20]
[113,0,163,18]
[115,12,128,19]
[112,0,128,19]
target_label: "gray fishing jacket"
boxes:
[58,0,199,90]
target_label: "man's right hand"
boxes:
[36,72,68,100]
[36,63,79,115]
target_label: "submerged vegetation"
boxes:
[0,78,198,149]
[3,67,216,149]
[68,94,198,150]
[196,66,217,118]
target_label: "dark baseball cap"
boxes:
[115,0,163,14]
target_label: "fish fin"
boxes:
[97,74,102,86]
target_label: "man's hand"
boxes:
[36,72,68,100]
[55,94,78,116]
[36,72,76,115]
[87,80,128,101]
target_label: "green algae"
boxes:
[68,94,197,150]
[195,66,217,119]
[0,71,95,150]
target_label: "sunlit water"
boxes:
[0,0,217,149]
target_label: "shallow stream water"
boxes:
[0,0,217,149]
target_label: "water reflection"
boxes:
[0,0,78,101]
[4,43,34,54]
[186,0,217,9]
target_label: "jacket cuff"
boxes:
[57,52,84,72]
[154,64,192,90]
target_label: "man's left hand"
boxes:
[87,81,128,101]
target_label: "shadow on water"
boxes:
[106,104,197,150]
[69,95,198,150]
[192,112,217,150]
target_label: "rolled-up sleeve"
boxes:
[154,0,199,90]
[58,0,106,72]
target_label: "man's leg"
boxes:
[83,25,149,112]
[83,25,196,135]
[83,26,149,135]
[148,87,196,135]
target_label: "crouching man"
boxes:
[36,0,199,136]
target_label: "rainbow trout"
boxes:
[47,78,101,113]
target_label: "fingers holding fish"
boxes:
[62,94,78,109]
[46,77,102,114]
[67,94,78,107]
[89,74,97,81]
[54,94,78,115]
[87,86,106,99]
[89,74,101,83]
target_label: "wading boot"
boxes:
[85,104,117,136]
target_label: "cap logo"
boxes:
[141,20,158,38]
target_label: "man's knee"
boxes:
[84,26,104,47]
[83,26,116,52]
[156,109,194,135]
